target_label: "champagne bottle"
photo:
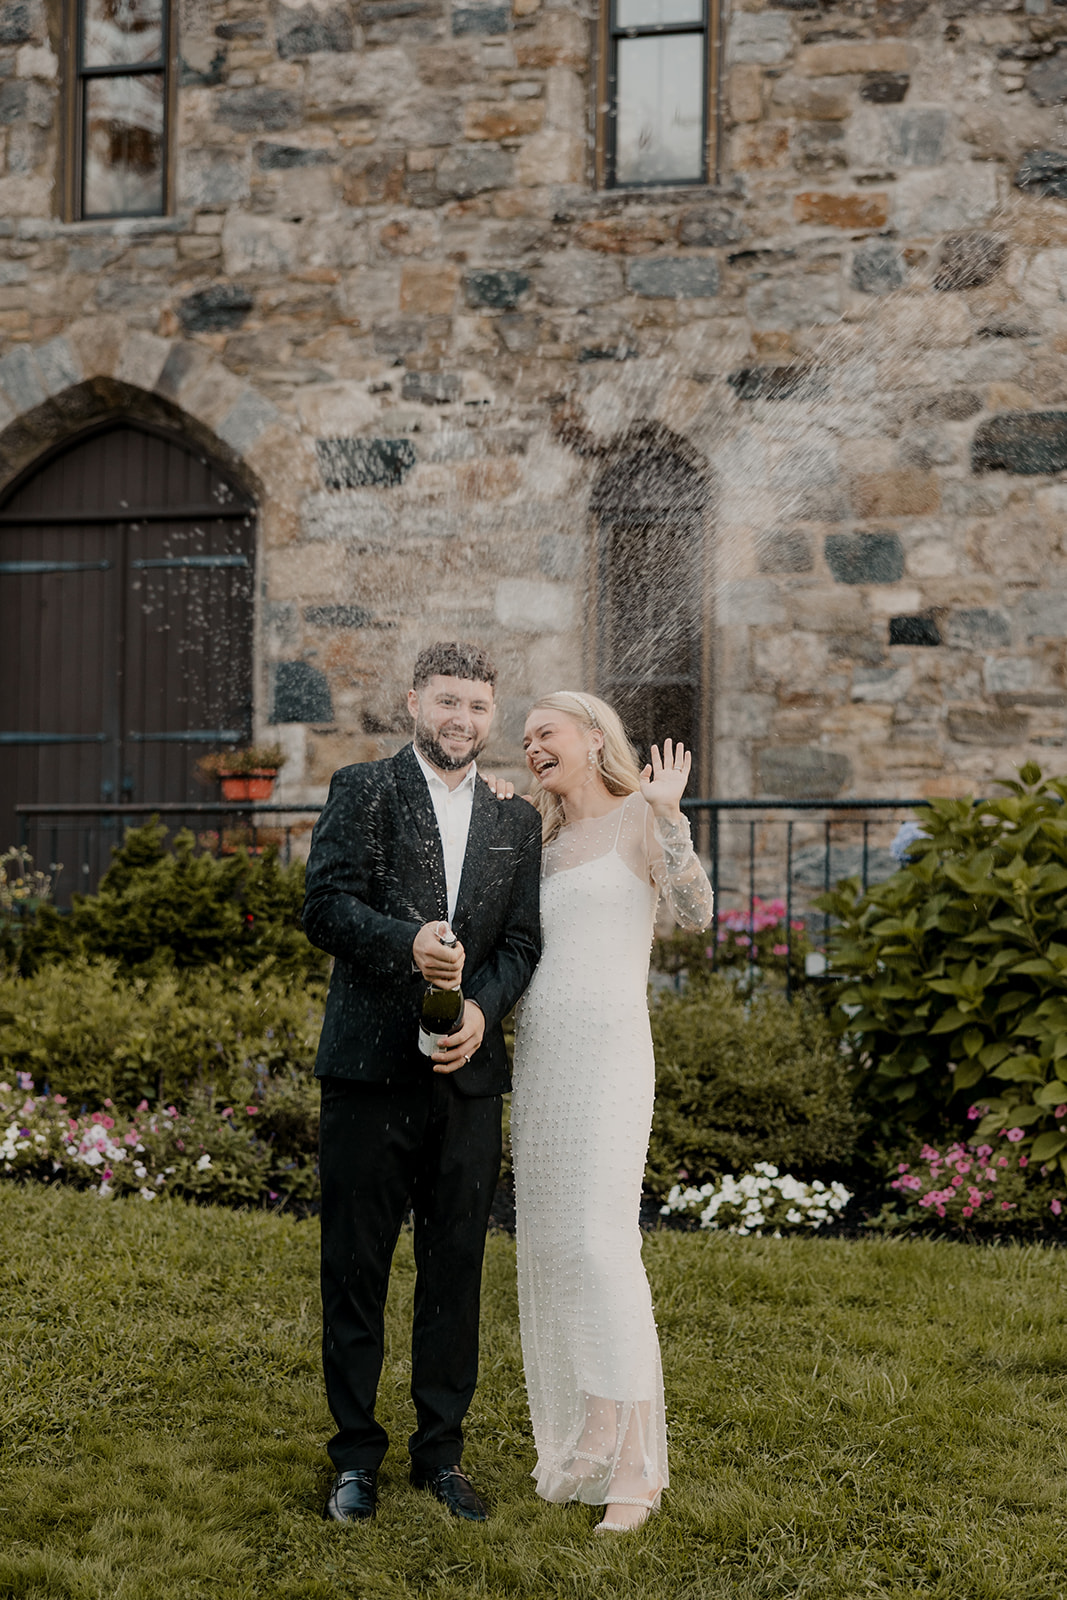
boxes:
[418,923,464,1057]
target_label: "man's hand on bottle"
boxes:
[431,1001,486,1074]
[413,922,465,985]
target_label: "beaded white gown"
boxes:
[511,792,714,1509]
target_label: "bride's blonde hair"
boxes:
[525,691,642,843]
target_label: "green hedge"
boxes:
[646,976,862,1199]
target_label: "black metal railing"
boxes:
[14,802,323,907]
[682,797,931,1000]
[15,798,933,980]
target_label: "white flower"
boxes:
[195,1154,212,1171]
[133,1163,147,1179]
[139,1187,156,1201]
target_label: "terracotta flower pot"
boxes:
[220,770,277,801]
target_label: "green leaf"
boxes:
[1033,1081,1067,1108]
[979,1041,1011,1069]
[961,1027,983,1057]
[953,1058,985,1091]
[1032,1131,1067,1162]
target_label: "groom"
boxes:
[303,641,542,1524]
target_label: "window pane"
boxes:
[616,0,703,29]
[84,74,164,216]
[615,33,704,186]
[82,0,164,67]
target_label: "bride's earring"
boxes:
[587,748,596,768]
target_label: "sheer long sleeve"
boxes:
[647,809,715,931]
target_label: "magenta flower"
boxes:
[976,1144,993,1159]
[1052,1198,1063,1216]
[1005,1128,1024,1143]
[1019,1155,1028,1168]
[246,1106,258,1115]
[772,944,789,957]
[966,1105,982,1121]
[997,1156,1008,1168]
[1057,1106,1067,1120]
[962,1206,972,1218]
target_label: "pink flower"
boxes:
[166,1106,178,1118]
[136,1099,149,1112]
[102,1167,112,1181]
[951,1175,963,1188]
[1001,1201,1014,1211]
[53,1094,67,1105]
[1005,1127,1025,1143]
[736,934,750,947]
[976,1144,993,1159]
[221,1108,233,1119]
[705,947,716,960]
[772,944,789,957]
[1052,1198,1062,1216]
[998,1156,1009,1168]
[103,1098,113,1108]
[898,1162,909,1173]
[962,1206,972,1218]
[1019,1155,1028,1168]
[1057,1106,1067,1120]
[966,1105,982,1121]
[245,1106,258,1115]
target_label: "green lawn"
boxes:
[2,1187,1067,1600]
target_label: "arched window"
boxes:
[590,429,711,782]
[63,0,176,220]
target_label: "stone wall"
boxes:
[3,0,1067,799]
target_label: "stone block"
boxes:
[33,336,80,396]
[851,665,913,702]
[216,87,303,131]
[1026,56,1067,106]
[275,3,354,57]
[457,458,521,499]
[514,11,586,68]
[0,1,41,45]
[972,411,1067,475]
[1015,591,1067,639]
[495,577,576,632]
[302,490,398,543]
[796,40,911,75]
[746,275,841,330]
[218,389,282,454]
[757,529,813,573]
[271,660,334,723]
[222,213,300,276]
[794,191,889,229]
[728,12,793,65]
[886,108,948,168]
[943,608,1012,649]
[850,471,940,518]
[496,313,542,353]
[296,383,378,435]
[933,232,1008,291]
[719,578,787,626]
[889,614,941,646]
[914,390,982,421]
[537,251,624,308]
[1014,149,1067,200]
[825,531,905,584]
[431,147,513,199]
[851,239,905,294]
[463,99,543,140]
[757,745,852,798]
[315,437,416,487]
[178,284,254,334]
[727,365,825,401]
[678,203,744,247]
[947,708,1029,746]
[791,588,866,632]
[464,269,529,309]
[538,533,583,579]
[180,146,252,206]
[255,142,335,169]
[453,1,510,33]
[626,257,720,300]
[304,604,374,628]
[728,63,764,123]
[860,72,909,103]
[399,264,459,314]
[984,656,1033,695]
[372,317,426,356]
[397,372,457,406]
[731,123,790,171]
[0,345,44,410]
[16,41,55,77]
[770,77,851,119]
[794,121,847,176]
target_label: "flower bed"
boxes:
[660,1162,852,1236]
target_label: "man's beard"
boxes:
[414,718,487,773]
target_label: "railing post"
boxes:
[710,806,719,973]
[786,819,794,1004]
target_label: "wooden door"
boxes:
[0,420,256,897]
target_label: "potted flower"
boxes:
[196,744,286,802]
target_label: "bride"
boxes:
[510,691,714,1533]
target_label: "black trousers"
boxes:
[318,1074,502,1473]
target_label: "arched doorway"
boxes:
[589,425,712,786]
[0,419,256,892]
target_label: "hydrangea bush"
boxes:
[652,896,811,990]
[0,1075,318,1207]
[660,1162,852,1236]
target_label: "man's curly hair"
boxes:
[412,641,497,690]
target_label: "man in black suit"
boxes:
[303,641,542,1524]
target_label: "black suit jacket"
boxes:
[303,744,542,1097]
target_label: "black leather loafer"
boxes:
[324,1467,377,1522]
[410,1463,488,1521]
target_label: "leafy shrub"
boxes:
[0,958,325,1111]
[820,764,1067,1178]
[652,896,811,991]
[879,1133,1065,1234]
[0,847,59,970]
[0,1074,318,1208]
[20,822,325,982]
[645,976,862,1199]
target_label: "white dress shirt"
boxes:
[413,746,477,926]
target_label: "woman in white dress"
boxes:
[510,691,714,1533]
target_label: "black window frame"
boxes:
[596,0,722,191]
[63,0,177,222]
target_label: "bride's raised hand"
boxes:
[639,738,691,818]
